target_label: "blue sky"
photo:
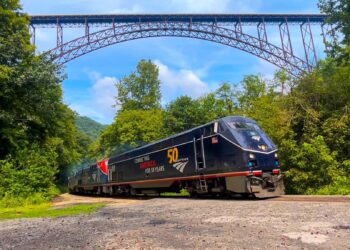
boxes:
[22,0,322,124]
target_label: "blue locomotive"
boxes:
[68,116,284,198]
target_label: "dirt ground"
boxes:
[52,193,141,207]
[0,195,349,249]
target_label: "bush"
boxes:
[315,176,350,195]
[281,136,350,194]
[0,145,59,207]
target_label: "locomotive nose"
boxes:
[247,152,278,171]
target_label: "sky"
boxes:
[21,0,323,124]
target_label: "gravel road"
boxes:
[0,195,349,249]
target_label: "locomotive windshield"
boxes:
[227,121,276,151]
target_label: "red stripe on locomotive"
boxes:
[97,159,109,175]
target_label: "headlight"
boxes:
[275,153,278,158]
[249,153,255,159]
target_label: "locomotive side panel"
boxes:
[108,138,197,186]
[201,134,247,173]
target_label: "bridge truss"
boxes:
[29,14,333,76]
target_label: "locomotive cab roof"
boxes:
[221,116,276,153]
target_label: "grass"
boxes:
[0,203,105,220]
[161,189,190,197]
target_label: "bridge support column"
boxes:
[85,18,90,42]
[300,19,317,71]
[56,21,63,54]
[279,18,293,60]
[29,24,35,46]
[257,19,268,48]
[235,18,242,39]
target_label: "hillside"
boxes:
[75,116,107,141]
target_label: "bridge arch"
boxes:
[49,22,310,77]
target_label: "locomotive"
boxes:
[68,116,284,198]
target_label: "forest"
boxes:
[0,0,349,207]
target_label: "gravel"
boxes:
[0,195,349,249]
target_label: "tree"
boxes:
[0,0,31,72]
[282,136,341,194]
[197,93,227,121]
[92,109,165,157]
[116,60,161,111]
[235,74,267,110]
[273,70,292,94]
[318,0,350,63]
[164,96,202,135]
[215,82,236,114]
[0,0,82,203]
[277,58,350,194]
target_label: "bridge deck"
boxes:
[30,14,328,27]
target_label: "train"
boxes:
[68,116,284,198]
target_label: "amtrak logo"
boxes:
[173,158,189,173]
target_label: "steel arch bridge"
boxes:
[29,14,334,77]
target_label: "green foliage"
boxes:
[93,109,165,157]
[75,115,107,141]
[161,189,190,197]
[164,96,202,135]
[322,114,350,165]
[0,203,105,220]
[164,93,229,136]
[0,0,32,72]
[114,109,165,146]
[236,74,267,110]
[215,82,236,114]
[273,70,292,93]
[0,145,59,206]
[316,175,350,195]
[116,59,161,111]
[75,130,93,159]
[281,136,344,194]
[318,0,350,62]
[0,0,83,204]
[0,190,60,208]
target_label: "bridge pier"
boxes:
[257,19,268,49]
[29,24,35,46]
[301,19,318,71]
[279,18,294,61]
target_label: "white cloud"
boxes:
[92,76,118,114]
[69,103,106,121]
[154,60,210,103]
[69,72,118,124]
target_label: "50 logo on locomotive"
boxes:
[167,147,179,164]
